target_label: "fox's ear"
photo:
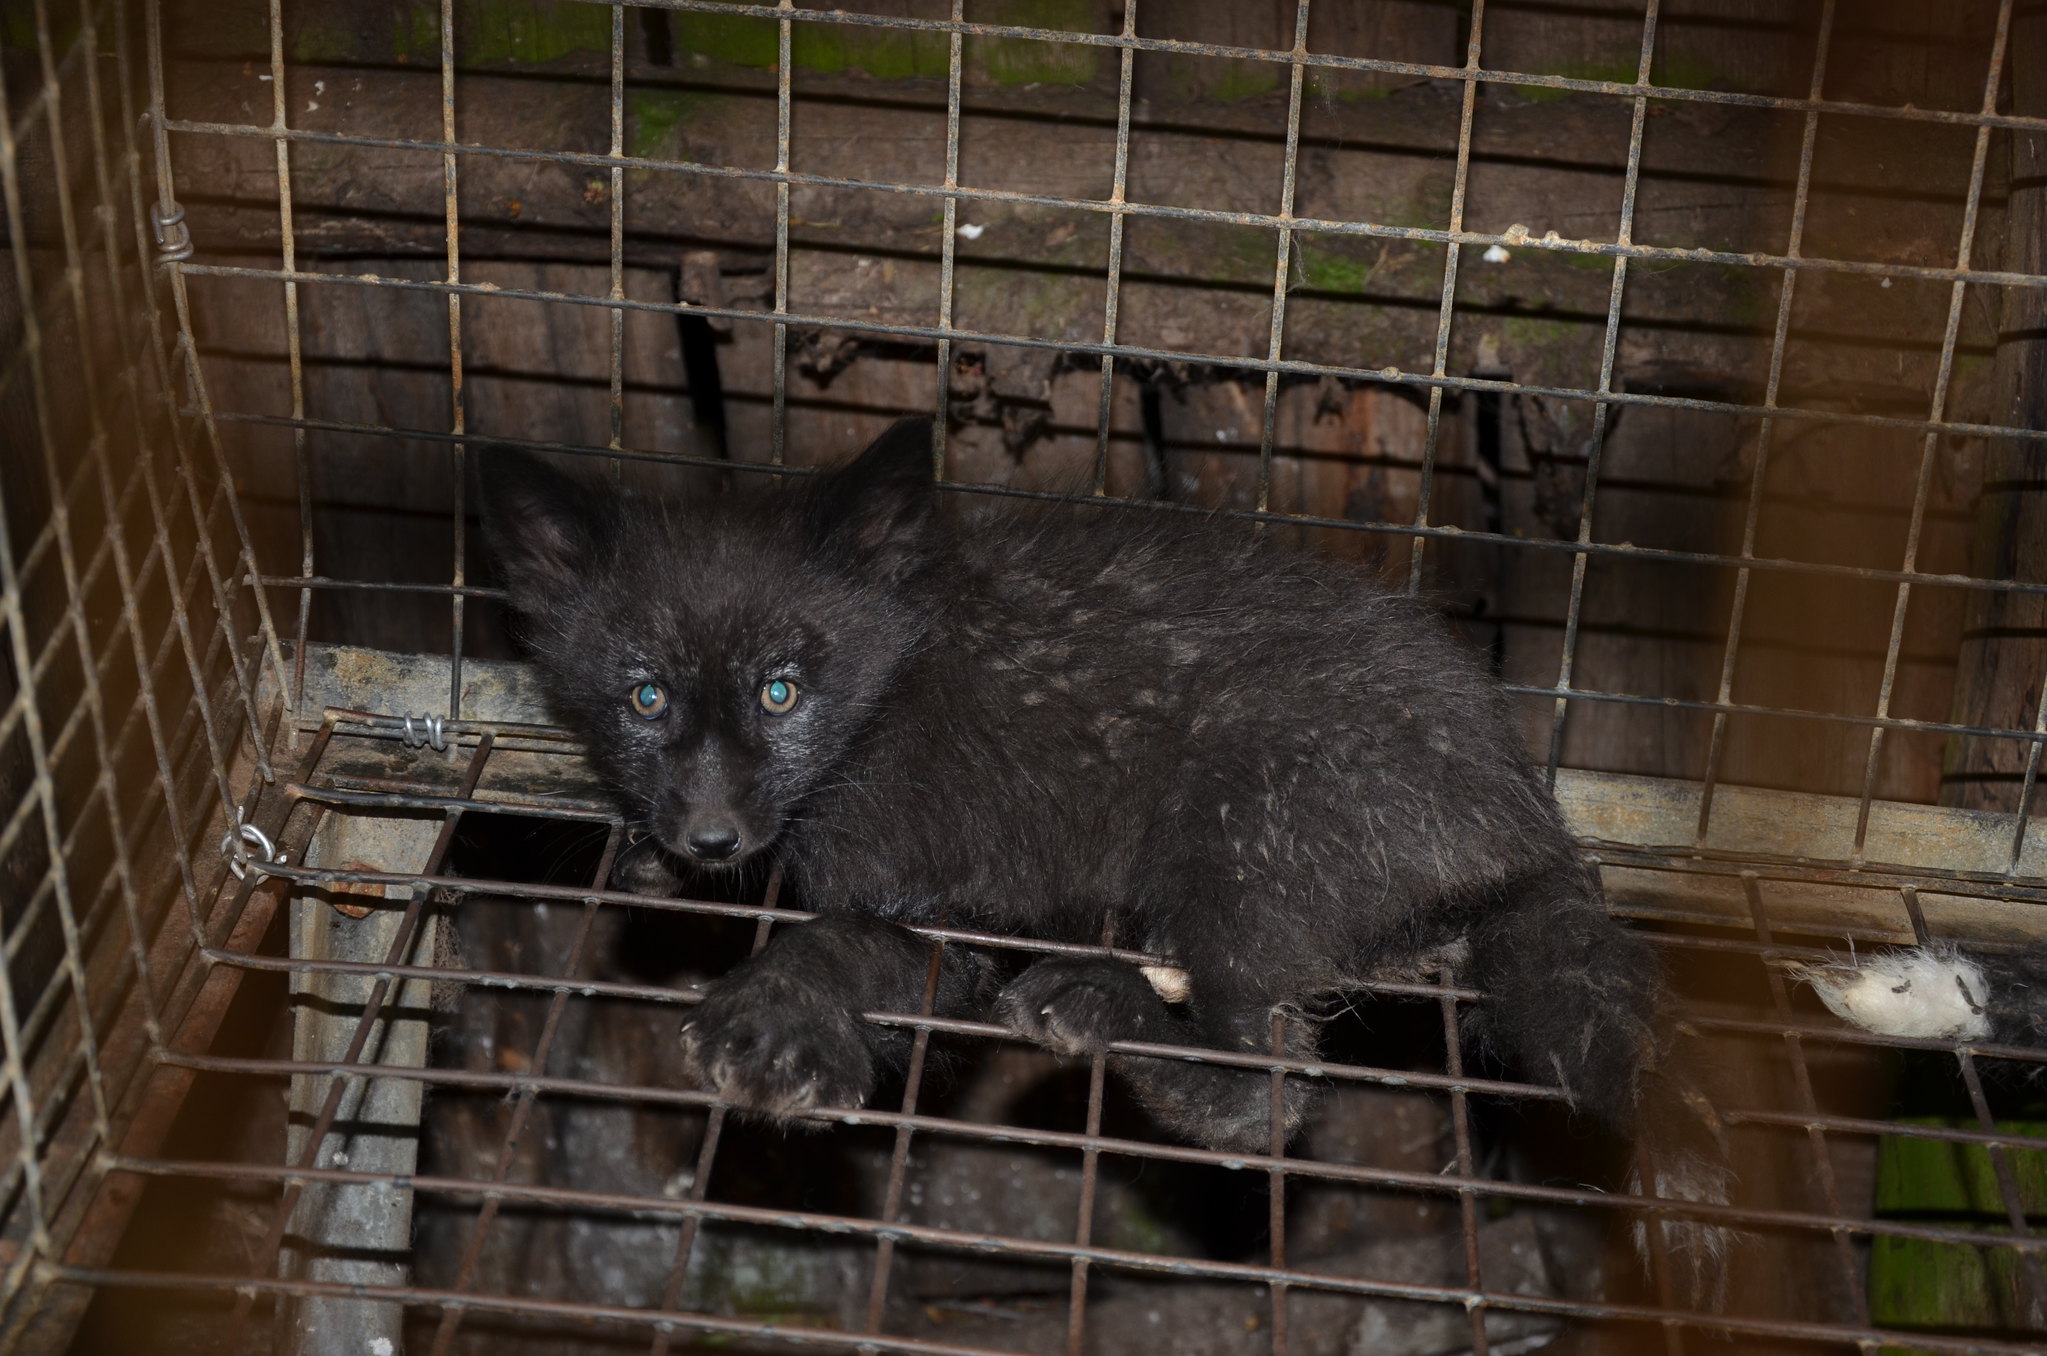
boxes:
[807,418,937,585]
[478,446,610,606]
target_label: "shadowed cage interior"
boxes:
[3,0,2047,1352]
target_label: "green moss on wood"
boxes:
[971,0,1101,87]
[794,23,948,81]
[3,4,79,56]
[1501,314,1586,351]
[1868,1117,2047,1337]
[626,88,713,160]
[1294,240,1383,294]
[287,1,1100,87]
[1877,1118,2047,1215]
[674,10,950,80]
[1653,53,1720,92]
[674,12,780,69]
[402,5,439,61]
[464,0,611,63]
[1207,60,1283,102]
[366,1,611,65]
[291,8,376,63]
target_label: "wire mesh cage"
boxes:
[5,0,2047,1352]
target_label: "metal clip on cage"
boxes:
[149,200,193,265]
[400,712,449,752]
[218,810,281,882]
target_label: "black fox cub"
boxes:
[482,418,1726,1283]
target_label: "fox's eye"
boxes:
[760,678,799,715]
[628,682,669,720]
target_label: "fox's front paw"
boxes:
[995,958,1168,1056]
[611,842,684,896]
[681,984,876,1117]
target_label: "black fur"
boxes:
[479,420,1697,1168]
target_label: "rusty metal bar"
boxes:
[1543,0,1662,787]
[2003,660,2047,873]
[278,801,458,1353]
[222,732,497,1346]
[771,0,793,466]
[608,0,627,463]
[862,938,947,1336]
[1904,884,2047,1324]
[1252,0,1313,515]
[1852,0,2016,852]
[1064,1045,1109,1356]
[124,1047,2047,1258]
[141,68,289,784]
[1745,877,1873,1349]
[292,0,2047,137]
[0,0,210,1318]
[1088,0,1138,496]
[0,0,117,1261]
[647,863,782,1356]
[50,1201,2047,1356]
[931,0,964,477]
[1434,969,1491,1356]
[164,264,2042,452]
[185,402,2047,613]
[261,0,315,716]
[426,827,622,1355]
[14,8,2047,1356]
[441,0,470,721]
[4,0,160,1157]
[1404,0,1486,594]
[155,113,2047,301]
[1695,0,1837,844]
[23,722,332,1353]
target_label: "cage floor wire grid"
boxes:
[7,0,2047,1353]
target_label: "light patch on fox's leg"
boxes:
[1785,947,1990,1040]
[1140,964,1191,1002]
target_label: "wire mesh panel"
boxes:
[3,0,2047,1352]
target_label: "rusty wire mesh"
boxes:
[3,0,2047,1353]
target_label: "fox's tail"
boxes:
[1464,856,1735,1305]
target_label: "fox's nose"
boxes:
[684,823,743,861]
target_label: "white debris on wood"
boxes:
[1785,947,1990,1040]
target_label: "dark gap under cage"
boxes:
[5,1,2047,1354]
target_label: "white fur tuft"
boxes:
[1628,1152,1734,1310]
[1786,947,1990,1040]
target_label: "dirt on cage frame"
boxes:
[5,0,2047,1353]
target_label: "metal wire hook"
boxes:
[150,200,193,264]
[401,712,448,752]
[219,812,281,881]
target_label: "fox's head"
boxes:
[480,419,938,874]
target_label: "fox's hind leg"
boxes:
[995,956,1320,1152]
[1463,857,1660,1125]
